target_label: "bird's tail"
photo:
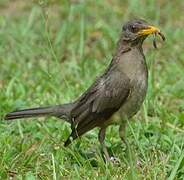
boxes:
[4,104,71,122]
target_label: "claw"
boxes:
[109,156,121,165]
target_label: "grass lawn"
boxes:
[0,0,184,179]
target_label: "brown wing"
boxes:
[64,69,130,146]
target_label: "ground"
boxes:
[0,0,184,179]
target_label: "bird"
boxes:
[4,19,165,161]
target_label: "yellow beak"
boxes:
[138,26,160,36]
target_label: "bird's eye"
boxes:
[131,25,138,33]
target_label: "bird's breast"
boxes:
[117,47,148,119]
[119,70,148,120]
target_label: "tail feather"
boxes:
[5,104,71,121]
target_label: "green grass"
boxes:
[0,0,184,179]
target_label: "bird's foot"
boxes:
[109,156,121,165]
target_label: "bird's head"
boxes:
[122,19,165,46]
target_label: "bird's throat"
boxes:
[117,46,148,81]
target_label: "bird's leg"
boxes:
[98,128,120,164]
[98,127,110,161]
[119,122,128,148]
